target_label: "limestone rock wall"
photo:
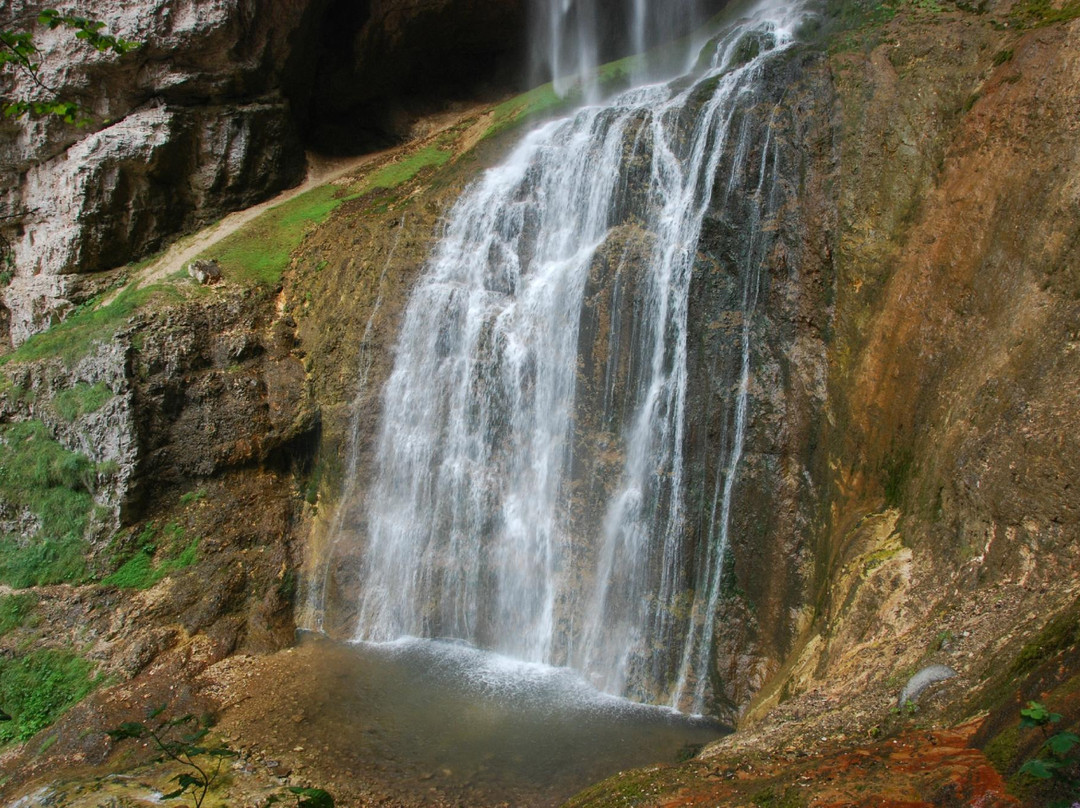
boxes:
[0,0,528,345]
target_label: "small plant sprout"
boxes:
[1016,701,1080,804]
[107,708,233,808]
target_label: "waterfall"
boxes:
[342,0,810,715]
[529,0,707,99]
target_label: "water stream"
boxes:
[317,0,810,718]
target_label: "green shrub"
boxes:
[0,593,37,634]
[101,522,199,590]
[0,649,98,744]
[52,382,114,422]
[0,421,105,587]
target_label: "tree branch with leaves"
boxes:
[0,8,138,124]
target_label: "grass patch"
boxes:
[821,0,902,52]
[0,649,98,744]
[0,421,106,588]
[1010,0,1080,26]
[101,521,199,590]
[202,184,343,286]
[357,145,455,194]
[179,488,206,507]
[483,82,568,140]
[52,382,114,422]
[2,283,181,367]
[1010,611,1080,677]
[0,593,37,635]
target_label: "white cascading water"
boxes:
[339,0,810,714]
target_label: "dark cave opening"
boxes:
[282,0,528,157]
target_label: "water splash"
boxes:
[346,0,810,714]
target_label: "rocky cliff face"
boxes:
[0,0,1079,804]
[0,0,527,345]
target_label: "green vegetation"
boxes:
[752,785,806,808]
[3,282,180,366]
[0,592,37,634]
[101,521,199,590]
[1013,701,1080,805]
[358,145,454,194]
[108,711,234,808]
[484,83,567,140]
[0,649,98,744]
[109,711,335,808]
[1,11,138,124]
[202,185,343,286]
[822,0,901,52]
[1010,612,1080,677]
[0,420,106,587]
[1010,0,1080,27]
[179,488,206,507]
[52,381,113,422]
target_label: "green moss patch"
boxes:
[0,593,37,635]
[0,421,106,588]
[1010,612,1080,677]
[202,185,344,287]
[52,382,114,422]
[484,83,568,141]
[357,146,455,194]
[0,649,98,744]
[3,283,180,367]
[1010,0,1080,26]
[101,521,199,590]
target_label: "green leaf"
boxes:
[1020,701,1061,727]
[289,787,335,808]
[175,773,204,789]
[1045,731,1080,757]
[160,787,186,799]
[106,722,147,740]
[1019,758,1059,779]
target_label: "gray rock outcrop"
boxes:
[897,664,958,707]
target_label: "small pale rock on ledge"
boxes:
[897,664,957,707]
[189,259,223,285]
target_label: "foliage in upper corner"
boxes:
[0,420,108,588]
[1009,0,1080,27]
[1,10,139,124]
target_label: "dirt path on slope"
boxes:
[126,101,494,293]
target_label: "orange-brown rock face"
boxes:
[568,722,1018,808]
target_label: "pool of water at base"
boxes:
[258,634,729,806]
